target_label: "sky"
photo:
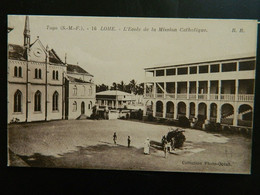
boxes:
[8,15,257,85]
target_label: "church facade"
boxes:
[8,16,95,123]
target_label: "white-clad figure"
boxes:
[144,138,150,155]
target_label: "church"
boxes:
[8,16,95,123]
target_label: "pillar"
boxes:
[163,101,166,118]
[152,101,156,117]
[218,80,222,100]
[207,103,211,120]
[233,104,238,126]
[194,103,198,119]
[164,82,166,99]
[174,102,178,119]
[187,103,190,119]
[187,81,190,99]
[153,82,156,98]
[144,83,147,97]
[235,79,239,101]
[207,80,210,100]
[216,104,221,123]
[175,82,177,99]
[196,81,199,100]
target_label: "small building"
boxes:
[96,90,135,109]
[65,64,95,119]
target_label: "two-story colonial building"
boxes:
[143,56,256,128]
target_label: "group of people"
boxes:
[113,132,131,148]
[112,132,174,158]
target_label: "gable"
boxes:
[29,39,47,62]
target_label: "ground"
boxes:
[8,119,251,174]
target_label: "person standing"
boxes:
[127,136,131,148]
[144,138,150,155]
[113,132,117,144]
[162,138,168,158]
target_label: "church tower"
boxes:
[23,15,30,48]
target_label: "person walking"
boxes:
[127,136,131,148]
[144,138,150,155]
[162,137,168,158]
[113,132,117,144]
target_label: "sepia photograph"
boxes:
[7,15,258,174]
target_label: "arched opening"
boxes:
[238,104,253,127]
[34,90,41,111]
[189,102,195,119]
[145,100,153,116]
[14,90,22,112]
[18,67,22,77]
[72,101,77,112]
[210,103,217,123]
[52,91,59,111]
[81,101,85,114]
[14,66,18,77]
[221,104,234,125]
[156,101,163,117]
[166,101,174,119]
[177,102,186,118]
[198,103,207,121]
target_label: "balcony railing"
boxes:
[220,94,235,101]
[238,94,254,101]
[177,94,187,99]
[145,93,254,102]
[189,94,196,99]
[198,94,207,100]
[165,93,175,99]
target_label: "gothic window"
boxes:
[88,101,92,109]
[39,69,42,79]
[73,101,77,112]
[52,91,59,111]
[35,68,38,78]
[56,71,59,80]
[18,67,22,77]
[14,90,22,112]
[52,70,55,80]
[34,90,41,111]
[14,66,18,77]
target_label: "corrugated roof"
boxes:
[67,64,93,76]
[96,90,132,96]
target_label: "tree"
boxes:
[111,82,117,90]
[117,81,126,91]
[96,84,109,92]
[129,79,137,94]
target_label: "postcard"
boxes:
[7,15,257,174]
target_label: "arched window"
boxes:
[52,70,55,80]
[18,67,22,77]
[14,66,18,77]
[56,71,59,80]
[14,90,22,112]
[52,91,59,111]
[34,90,41,111]
[73,101,77,112]
[35,69,38,78]
[39,69,42,79]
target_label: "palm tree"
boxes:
[129,79,137,94]
[117,81,125,91]
[111,82,117,90]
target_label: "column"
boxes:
[186,103,190,119]
[207,103,211,120]
[233,104,238,126]
[164,82,166,99]
[216,103,221,123]
[152,101,156,117]
[175,82,177,99]
[235,79,239,101]
[196,81,199,100]
[194,103,198,119]
[207,80,210,100]
[174,102,178,119]
[187,81,190,99]
[153,82,156,98]
[163,101,166,118]
[218,80,222,100]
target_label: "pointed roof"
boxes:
[23,16,30,37]
[8,44,27,61]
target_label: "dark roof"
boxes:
[67,75,90,83]
[67,64,93,76]
[49,49,63,64]
[8,44,27,61]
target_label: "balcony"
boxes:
[145,93,254,102]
